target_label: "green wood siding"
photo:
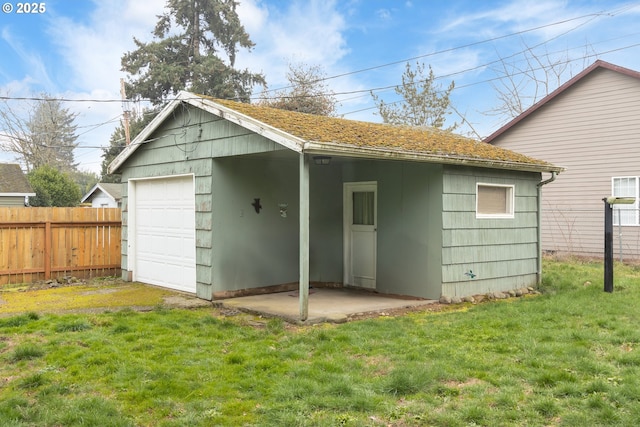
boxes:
[118,103,545,301]
[441,166,542,296]
[120,105,286,299]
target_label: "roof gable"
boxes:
[110,91,561,174]
[81,183,122,204]
[0,163,35,195]
[484,60,640,143]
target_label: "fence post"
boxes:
[44,220,51,280]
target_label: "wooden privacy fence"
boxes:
[0,207,121,285]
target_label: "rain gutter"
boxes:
[303,141,563,174]
[536,171,558,284]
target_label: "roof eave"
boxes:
[303,141,564,174]
[108,92,305,174]
[81,183,118,204]
[108,92,193,174]
[0,193,36,197]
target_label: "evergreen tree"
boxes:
[372,62,458,131]
[121,0,265,105]
[0,95,79,172]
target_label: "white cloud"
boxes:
[236,0,349,88]
[376,9,392,21]
[47,1,164,94]
[1,27,56,90]
[20,1,167,173]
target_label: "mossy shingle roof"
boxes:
[109,91,562,174]
[211,97,560,171]
[0,163,34,194]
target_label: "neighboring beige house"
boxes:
[0,163,35,207]
[81,183,122,208]
[485,60,640,259]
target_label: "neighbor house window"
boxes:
[476,183,514,219]
[612,177,639,226]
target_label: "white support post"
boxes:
[299,153,310,321]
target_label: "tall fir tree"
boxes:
[121,0,265,105]
[0,95,79,172]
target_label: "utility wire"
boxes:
[0,3,636,105]
[254,3,638,95]
[340,42,640,117]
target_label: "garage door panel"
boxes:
[134,176,196,293]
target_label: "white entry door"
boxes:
[344,182,377,289]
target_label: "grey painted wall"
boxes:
[342,160,444,299]
[210,153,346,293]
[212,157,447,299]
[211,154,300,292]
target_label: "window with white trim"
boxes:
[612,177,639,226]
[476,183,514,219]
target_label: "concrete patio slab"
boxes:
[218,288,437,324]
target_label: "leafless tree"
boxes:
[258,62,338,116]
[0,95,79,172]
[486,43,597,122]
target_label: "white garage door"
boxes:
[133,176,196,293]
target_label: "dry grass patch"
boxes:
[0,281,174,316]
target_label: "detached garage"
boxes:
[129,176,196,293]
[109,91,561,321]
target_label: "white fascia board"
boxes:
[0,192,36,197]
[109,92,304,174]
[95,184,117,202]
[303,141,564,174]
[185,95,304,153]
[80,183,100,203]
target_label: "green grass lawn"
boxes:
[2,258,640,426]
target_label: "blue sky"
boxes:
[1,0,639,174]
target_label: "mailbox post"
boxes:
[603,197,635,292]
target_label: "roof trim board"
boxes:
[303,141,562,173]
[0,192,35,197]
[109,91,303,173]
[188,95,305,153]
[81,183,121,204]
[109,92,188,173]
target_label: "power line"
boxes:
[0,4,635,106]
[254,3,638,96]
[339,42,640,117]
[254,7,637,106]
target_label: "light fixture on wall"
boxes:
[313,155,332,165]
[278,203,288,218]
